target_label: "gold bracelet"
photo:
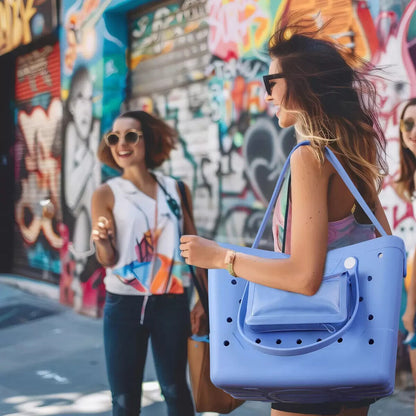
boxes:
[224,250,237,277]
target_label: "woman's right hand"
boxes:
[92,216,113,244]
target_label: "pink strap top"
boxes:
[272,175,376,254]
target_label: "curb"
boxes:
[0,274,59,301]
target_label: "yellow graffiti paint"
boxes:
[0,0,37,55]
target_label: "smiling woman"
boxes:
[92,110,204,416]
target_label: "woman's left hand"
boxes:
[180,235,225,269]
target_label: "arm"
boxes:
[403,250,416,334]
[177,181,209,334]
[91,184,118,267]
[180,146,330,296]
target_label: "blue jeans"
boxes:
[103,292,194,416]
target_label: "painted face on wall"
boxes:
[401,104,416,158]
[69,77,93,140]
[109,117,146,170]
[264,58,297,129]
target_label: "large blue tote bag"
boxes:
[208,141,406,403]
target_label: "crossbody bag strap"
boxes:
[177,180,209,315]
[253,141,387,249]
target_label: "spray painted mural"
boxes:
[0,0,58,56]
[57,0,416,314]
[14,43,62,283]
[59,0,130,316]
[127,0,416,251]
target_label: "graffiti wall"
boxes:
[0,0,58,56]
[127,0,416,252]
[57,0,416,314]
[14,42,62,283]
[59,0,131,316]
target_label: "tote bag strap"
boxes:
[252,141,387,249]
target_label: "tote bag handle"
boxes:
[237,258,360,355]
[252,141,387,249]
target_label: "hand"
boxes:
[91,216,113,244]
[190,299,208,335]
[402,306,416,334]
[180,235,226,269]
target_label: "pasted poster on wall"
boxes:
[59,0,127,316]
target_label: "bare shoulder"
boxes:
[92,183,114,205]
[290,145,330,179]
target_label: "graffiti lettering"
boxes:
[0,0,37,55]
[207,58,267,80]
[207,0,270,60]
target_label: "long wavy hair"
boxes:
[268,18,387,210]
[395,98,416,202]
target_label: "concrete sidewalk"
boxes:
[0,275,414,416]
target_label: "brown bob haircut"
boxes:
[97,110,177,170]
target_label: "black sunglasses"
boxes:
[104,129,143,146]
[401,118,415,133]
[263,73,285,96]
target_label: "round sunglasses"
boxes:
[401,118,415,133]
[104,129,143,146]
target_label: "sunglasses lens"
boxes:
[106,133,119,146]
[263,77,270,95]
[125,131,140,144]
[403,119,415,133]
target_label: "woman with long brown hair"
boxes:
[180,19,391,416]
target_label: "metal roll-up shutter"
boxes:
[128,0,209,98]
[13,42,63,283]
